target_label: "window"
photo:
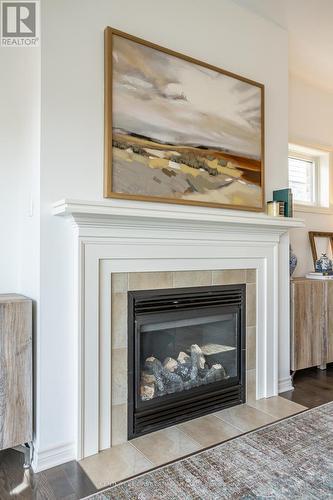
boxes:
[288,144,330,208]
[288,155,316,205]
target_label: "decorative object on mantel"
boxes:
[266,200,284,217]
[0,294,33,467]
[315,253,333,273]
[273,188,293,217]
[289,245,297,276]
[309,231,333,270]
[104,27,265,212]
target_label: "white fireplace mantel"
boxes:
[53,198,304,233]
[52,198,304,464]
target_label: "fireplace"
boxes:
[128,284,246,439]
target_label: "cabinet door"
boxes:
[292,281,325,371]
[326,281,333,363]
[0,298,32,450]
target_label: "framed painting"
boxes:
[104,27,265,211]
[309,231,333,267]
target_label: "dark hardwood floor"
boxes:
[280,362,333,408]
[0,449,97,499]
[0,365,332,499]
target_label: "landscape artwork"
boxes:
[104,28,264,211]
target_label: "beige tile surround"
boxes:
[111,269,256,445]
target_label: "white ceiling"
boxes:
[233,0,333,92]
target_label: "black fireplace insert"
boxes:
[128,284,246,439]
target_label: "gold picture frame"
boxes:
[104,27,265,211]
[309,231,333,267]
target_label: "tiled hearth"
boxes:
[80,394,306,488]
[111,269,256,446]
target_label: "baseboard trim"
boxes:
[278,375,294,394]
[32,441,76,472]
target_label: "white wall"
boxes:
[37,0,289,463]
[289,75,333,276]
[0,47,40,297]
[0,43,40,463]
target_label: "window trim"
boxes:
[288,145,328,209]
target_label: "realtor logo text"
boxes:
[1,1,39,46]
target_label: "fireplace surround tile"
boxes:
[111,293,127,349]
[212,269,246,285]
[248,396,306,418]
[111,347,127,405]
[111,273,128,293]
[111,403,127,446]
[80,442,152,488]
[172,270,212,287]
[128,272,173,290]
[246,326,256,370]
[178,414,241,447]
[214,403,277,432]
[246,269,256,283]
[246,369,256,402]
[111,269,256,445]
[131,426,201,466]
[246,283,256,327]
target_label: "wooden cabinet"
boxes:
[326,281,333,363]
[0,294,32,451]
[291,278,333,371]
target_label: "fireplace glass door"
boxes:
[138,309,238,403]
[128,285,246,438]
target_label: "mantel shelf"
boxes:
[53,198,305,232]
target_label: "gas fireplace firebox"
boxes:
[127,284,246,439]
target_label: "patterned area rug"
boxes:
[89,403,333,499]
